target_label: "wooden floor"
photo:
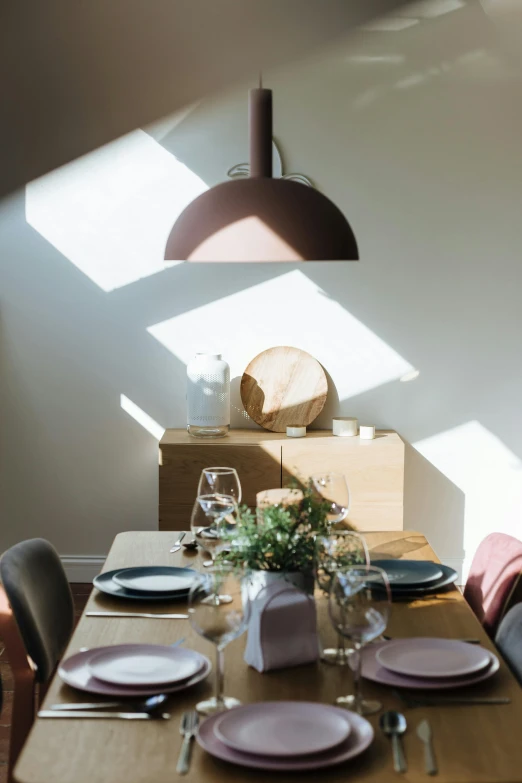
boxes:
[0,584,91,783]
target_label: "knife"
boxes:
[392,594,459,602]
[38,710,169,720]
[417,719,437,775]
[399,694,511,707]
[86,612,188,619]
[384,636,482,645]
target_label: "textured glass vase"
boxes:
[187,353,230,438]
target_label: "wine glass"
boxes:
[196,493,237,568]
[311,473,350,528]
[315,531,369,666]
[329,564,391,715]
[188,567,250,715]
[198,467,242,505]
[198,494,237,531]
[190,499,222,565]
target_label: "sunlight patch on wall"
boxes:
[414,421,522,578]
[120,394,165,440]
[147,270,413,400]
[25,130,207,292]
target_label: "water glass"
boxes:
[198,467,242,505]
[329,565,391,714]
[190,499,222,564]
[198,493,237,527]
[188,567,250,715]
[315,531,369,666]
[311,473,350,528]
[195,493,237,564]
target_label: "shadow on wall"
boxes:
[403,444,465,574]
[314,367,340,430]
[0,190,467,565]
[0,192,287,555]
[5,0,522,566]
[0,193,179,554]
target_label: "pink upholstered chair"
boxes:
[464,532,522,637]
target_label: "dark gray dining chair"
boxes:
[0,538,75,782]
[495,603,522,685]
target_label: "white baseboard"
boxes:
[61,556,106,582]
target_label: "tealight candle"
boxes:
[286,426,307,438]
[332,417,358,437]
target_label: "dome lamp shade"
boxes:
[164,85,359,262]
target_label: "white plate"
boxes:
[88,645,203,686]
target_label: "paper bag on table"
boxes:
[244,580,319,673]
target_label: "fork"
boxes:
[177,710,199,775]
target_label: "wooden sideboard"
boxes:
[159,428,405,532]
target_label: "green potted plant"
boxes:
[218,480,354,597]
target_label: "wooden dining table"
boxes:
[14,530,522,783]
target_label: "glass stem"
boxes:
[337,633,346,664]
[215,646,225,708]
[352,643,363,714]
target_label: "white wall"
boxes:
[2,1,522,577]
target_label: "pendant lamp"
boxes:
[164,83,359,262]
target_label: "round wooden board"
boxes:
[240,346,328,432]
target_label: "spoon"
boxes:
[49,693,169,714]
[380,710,407,773]
[170,532,186,553]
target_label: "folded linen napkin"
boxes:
[244,580,319,672]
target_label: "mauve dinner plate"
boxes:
[197,708,374,771]
[93,569,191,602]
[361,642,499,689]
[59,646,211,696]
[214,702,351,757]
[88,644,203,686]
[376,638,491,679]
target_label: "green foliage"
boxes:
[218,480,352,573]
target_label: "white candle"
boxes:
[332,417,358,436]
[286,426,306,438]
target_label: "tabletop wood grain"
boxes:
[14,531,522,783]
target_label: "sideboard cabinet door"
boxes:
[159,442,281,531]
[281,432,404,531]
